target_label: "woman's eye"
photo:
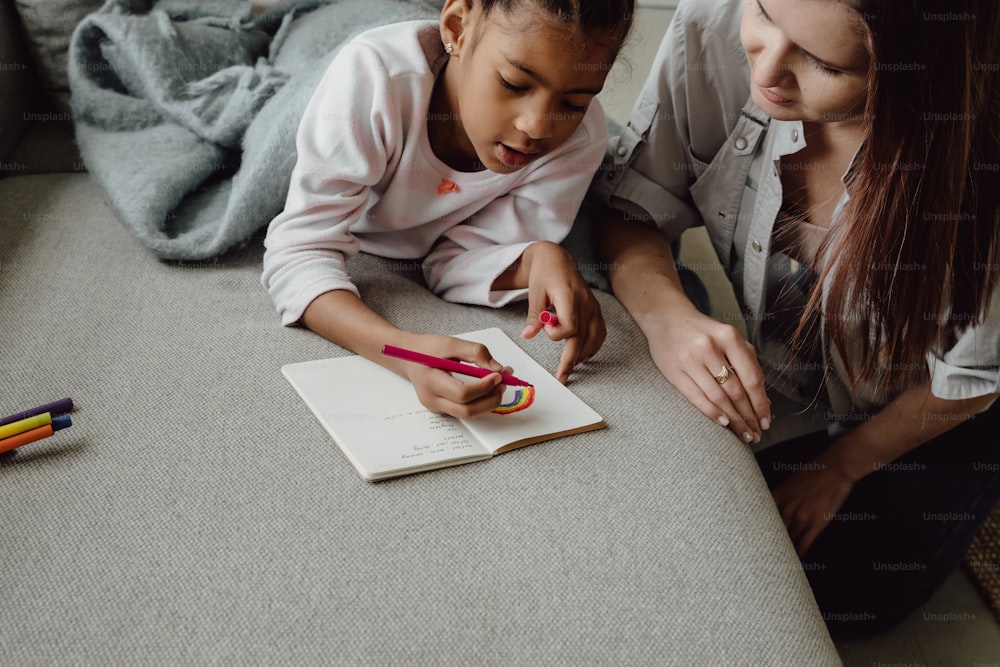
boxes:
[808,56,842,76]
[755,0,769,21]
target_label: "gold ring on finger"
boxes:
[714,365,736,385]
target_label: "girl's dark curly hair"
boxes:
[477,0,634,49]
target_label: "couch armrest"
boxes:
[0,0,30,165]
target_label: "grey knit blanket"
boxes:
[67,0,438,260]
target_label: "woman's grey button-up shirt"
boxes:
[593,0,1000,430]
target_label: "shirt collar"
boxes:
[769,119,807,160]
[769,118,864,186]
[763,118,859,232]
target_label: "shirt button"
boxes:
[792,129,800,142]
[718,211,726,219]
[734,136,748,150]
[752,240,763,252]
[617,145,628,157]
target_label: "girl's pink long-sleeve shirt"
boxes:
[262,20,607,325]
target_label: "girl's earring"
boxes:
[445,43,454,55]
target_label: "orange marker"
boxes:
[0,415,72,454]
[0,412,51,440]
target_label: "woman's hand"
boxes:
[771,456,855,557]
[518,241,607,383]
[594,211,769,443]
[767,385,999,557]
[646,304,771,444]
[400,334,513,419]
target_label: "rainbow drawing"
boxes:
[492,386,536,415]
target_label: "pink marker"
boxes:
[381,345,533,387]
[539,310,558,326]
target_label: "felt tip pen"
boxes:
[0,415,72,454]
[0,412,53,440]
[0,397,73,427]
[538,310,559,326]
[381,345,533,387]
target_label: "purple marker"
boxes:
[0,397,74,427]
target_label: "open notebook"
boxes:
[282,327,605,481]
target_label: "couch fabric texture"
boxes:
[13,0,104,111]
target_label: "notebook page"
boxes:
[455,329,605,454]
[282,356,491,479]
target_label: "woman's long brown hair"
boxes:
[799,0,1000,394]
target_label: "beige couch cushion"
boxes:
[14,0,104,111]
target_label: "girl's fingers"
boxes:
[544,289,578,338]
[555,337,581,384]
[580,305,607,362]
[521,282,553,340]
[418,370,505,418]
[435,387,507,419]
[560,299,607,379]
[455,341,504,372]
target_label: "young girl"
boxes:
[262,0,633,418]
[593,0,1000,638]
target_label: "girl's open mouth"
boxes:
[496,142,540,168]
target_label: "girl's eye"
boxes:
[499,75,527,92]
[498,73,589,113]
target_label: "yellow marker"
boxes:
[0,412,52,440]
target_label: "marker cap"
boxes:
[539,311,558,326]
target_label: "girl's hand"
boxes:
[519,242,607,383]
[645,304,771,444]
[771,457,855,557]
[400,334,512,419]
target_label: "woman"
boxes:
[592,0,1000,638]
